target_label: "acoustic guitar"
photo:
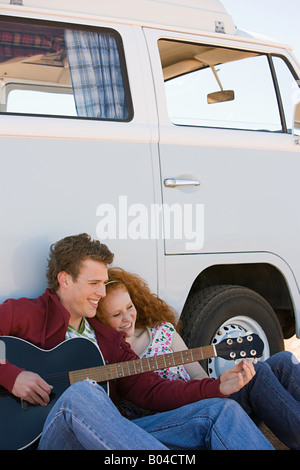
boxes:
[0,333,263,450]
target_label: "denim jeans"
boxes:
[231,351,300,449]
[38,380,273,450]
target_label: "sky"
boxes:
[221,0,300,63]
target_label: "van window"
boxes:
[6,85,77,115]
[158,39,298,132]
[0,17,132,121]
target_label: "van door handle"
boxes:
[164,178,200,188]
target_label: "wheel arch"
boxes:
[180,262,295,339]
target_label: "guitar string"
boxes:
[0,346,215,396]
[0,340,258,397]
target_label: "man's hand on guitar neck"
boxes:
[219,359,255,396]
[12,371,53,406]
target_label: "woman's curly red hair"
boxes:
[96,267,179,328]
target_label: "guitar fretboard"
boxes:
[69,344,216,385]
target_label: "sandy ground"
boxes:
[258,335,300,450]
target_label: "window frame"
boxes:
[158,38,300,133]
[268,53,300,134]
[0,15,134,122]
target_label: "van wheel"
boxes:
[181,285,284,378]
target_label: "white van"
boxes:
[0,0,299,377]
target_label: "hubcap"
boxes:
[208,315,270,378]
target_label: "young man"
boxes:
[0,233,273,450]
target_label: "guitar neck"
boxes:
[69,344,216,385]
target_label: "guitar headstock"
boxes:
[215,334,264,361]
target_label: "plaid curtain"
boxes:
[64,30,127,119]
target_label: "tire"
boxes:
[181,285,284,378]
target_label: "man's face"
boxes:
[59,258,108,329]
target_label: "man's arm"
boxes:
[116,346,255,412]
[0,299,26,392]
[0,299,53,404]
[219,359,255,396]
[12,371,53,406]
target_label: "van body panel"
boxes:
[0,0,236,34]
[161,251,300,337]
[0,21,160,301]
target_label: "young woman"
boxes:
[97,267,300,450]
[97,267,208,381]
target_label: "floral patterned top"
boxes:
[141,322,191,381]
[117,322,190,419]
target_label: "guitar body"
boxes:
[0,336,107,450]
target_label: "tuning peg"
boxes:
[253,358,258,364]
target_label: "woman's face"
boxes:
[99,286,137,337]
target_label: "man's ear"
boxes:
[57,271,70,289]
